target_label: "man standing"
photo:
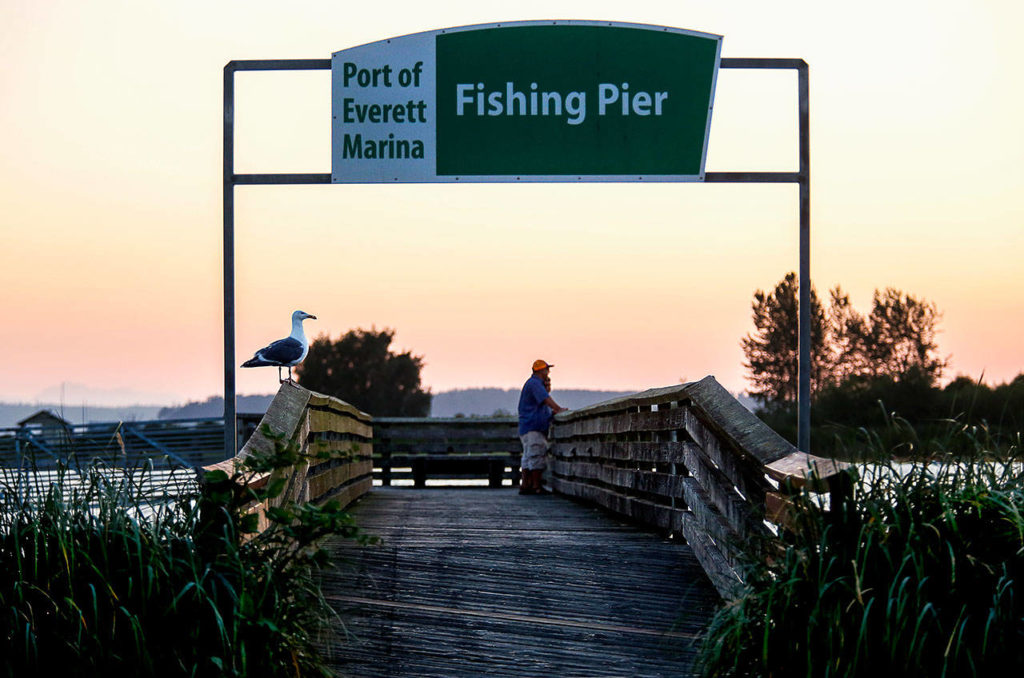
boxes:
[517,359,567,495]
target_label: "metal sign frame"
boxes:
[222,55,811,458]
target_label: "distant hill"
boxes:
[153,388,641,420]
[141,386,758,421]
[0,403,164,428]
[431,387,757,417]
[152,389,635,419]
[429,388,640,417]
[157,395,276,420]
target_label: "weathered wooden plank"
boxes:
[551,468,738,555]
[306,439,372,462]
[320,489,720,675]
[550,477,681,531]
[375,416,516,426]
[681,447,767,539]
[375,441,520,455]
[200,456,237,478]
[553,408,691,438]
[276,461,311,504]
[308,459,373,498]
[764,451,850,489]
[204,383,377,539]
[683,376,794,465]
[307,453,374,477]
[374,421,518,442]
[238,381,311,457]
[553,383,691,421]
[674,510,742,598]
[306,408,373,439]
[317,476,371,508]
[375,454,518,471]
[550,440,694,465]
[306,392,372,422]
[679,477,741,556]
[551,461,685,499]
[682,409,771,501]
[765,491,799,531]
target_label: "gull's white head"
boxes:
[292,310,317,322]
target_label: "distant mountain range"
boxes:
[152,386,756,419]
[0,403,165,428]
[428,388,639,417]
[157,389,643,419]
[156,395,279,420]
[0,388,756,427]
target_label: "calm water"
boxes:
[0,465,198,521]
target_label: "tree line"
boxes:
[295,328,432,417]
[743,272,1023,455]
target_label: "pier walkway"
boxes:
[204,380,848,676]
[318,487,720,677]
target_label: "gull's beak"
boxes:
[307,314,317,320]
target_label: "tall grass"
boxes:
[698,423,1024,677]
[0,431,369,677]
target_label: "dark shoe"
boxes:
[529,470,549,495]
[518,469,531,494]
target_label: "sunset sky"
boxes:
[1,0,1021,407]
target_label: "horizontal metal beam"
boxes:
[704,172,801,183]
[235,172,802,186]
[225,58,810,74]
[234,173,332,185]
[225,58,809,73]
[226,59,331,72]
[721,57,807,70]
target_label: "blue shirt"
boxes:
[518,374,552,435]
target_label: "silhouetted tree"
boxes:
[741,272,829,403]
[942,373,1024,433]
[743,273,947,406]
[295,328,431,416]
[827,285,871,382]
[863,288,946,383]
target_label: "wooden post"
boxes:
[381,447,392,486]
[488,460,503,488]
[412,458,426,488]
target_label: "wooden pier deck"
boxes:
[317,487,721,677]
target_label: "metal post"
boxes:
[223,63,237,459]
[221,60,331,461]
[797,62,811,453]
[708,58,812,452]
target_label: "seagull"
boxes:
[241,310,317,383]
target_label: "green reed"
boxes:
[698,423,1024,677]
[0,430,370,677]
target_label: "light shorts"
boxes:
[520,430,549,471]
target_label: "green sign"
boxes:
[331,21,722,183]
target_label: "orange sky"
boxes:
[1,1,1021,406]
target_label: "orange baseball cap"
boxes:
[532,359,554,371]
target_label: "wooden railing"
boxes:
[372,417,520,487]
[201,378,846,596]
[550,375,847,597]
[201,382,373,533]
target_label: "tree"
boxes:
[741,272,829,404]
[295,328,431,416]
[863,288,946,383]
[826,285,871,383]
[742,274,947,406]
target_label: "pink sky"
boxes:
[1,1,1021,406]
